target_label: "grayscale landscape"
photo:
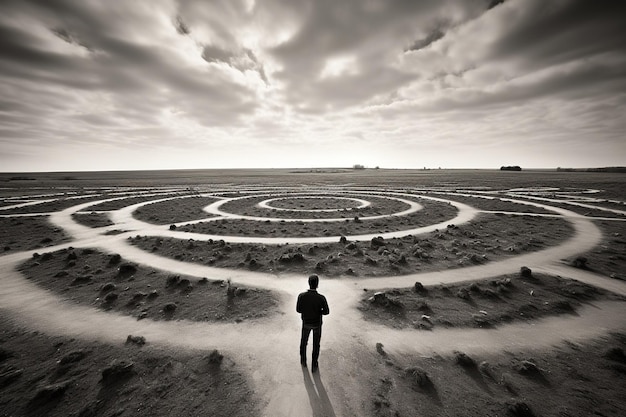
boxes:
[1,169,625,416]
[1,1,625,416]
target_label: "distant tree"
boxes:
[500,166,522,171]
[353,164,365,170]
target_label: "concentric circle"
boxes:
[258,196,370,212]
[202,192,424,223]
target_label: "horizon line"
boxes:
[2,166,625,175]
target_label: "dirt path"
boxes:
[1,188,625,416]
[104,191,479,244]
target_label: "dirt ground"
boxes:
[176,197,457,236]
[215,194,418,219]
[358,270,625,330]
[430,193,555,214]
[0,217,70,254]
[370,332,626,417]
[133,196,221,225]
[0,195,109,215]
[18,248,279,324]
[567,219,626,280]
[0,319,259,417]
[72,212,115,228]
[132,213,573,277]
[1,169,625,417]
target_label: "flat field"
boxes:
[1,168,625,417]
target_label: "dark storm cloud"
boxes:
[407,28,446,52]
[202,45,234,64]
[487,0,507,10]
[0,23,78,71]
[0,0,260,133]
[267,0,486,111]
[487,0,626,69]
[175,16,190,35]
[391,0,626,117]
[420,58,626,114]
[201,44,266,83]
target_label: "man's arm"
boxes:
[321,295,329,315]
[296,293,302,313]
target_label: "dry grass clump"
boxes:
[454,351,476,368]
[207,350,223,366]
[404,367,434,391]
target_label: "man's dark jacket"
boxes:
[296,289,329,327]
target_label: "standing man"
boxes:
[296,274,329,372]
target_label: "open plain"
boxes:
[1,168,625,417]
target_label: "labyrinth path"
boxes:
[1,185,625,416]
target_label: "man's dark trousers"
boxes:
[300,324,322,366]
[297,286,329,368]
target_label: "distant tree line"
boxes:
[500,166,522,171]
[557,167,626,173]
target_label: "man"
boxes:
[296,274,329,372]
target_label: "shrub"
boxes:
[572,256,588,269]
[207,349,223,365]
[108,254,121,265]
[163,302,177,313]
[58,350,86,366]
[103,292,118,303]
[125,335,146,346]
[479,361,493,379]
[70,275,93,286]
[456,288,470,300]
[166,275,181,287]
[516,360,542,375]
[29,381,69,406]
[507,400,536,417]
[117,263,137,277]
[226,279,236,299]
[369,292,404,309]
[454,351,476,368]
[405,367,433,390]
[101,360,135,384]
[604,347,626,363]
[371,236,385,248]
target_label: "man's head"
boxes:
[308,274,319,289]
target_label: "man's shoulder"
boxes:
[298,290,325,300]
[315,292,327,302]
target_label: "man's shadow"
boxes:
[301,367,337,417]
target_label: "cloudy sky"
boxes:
[1,0,624,172]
